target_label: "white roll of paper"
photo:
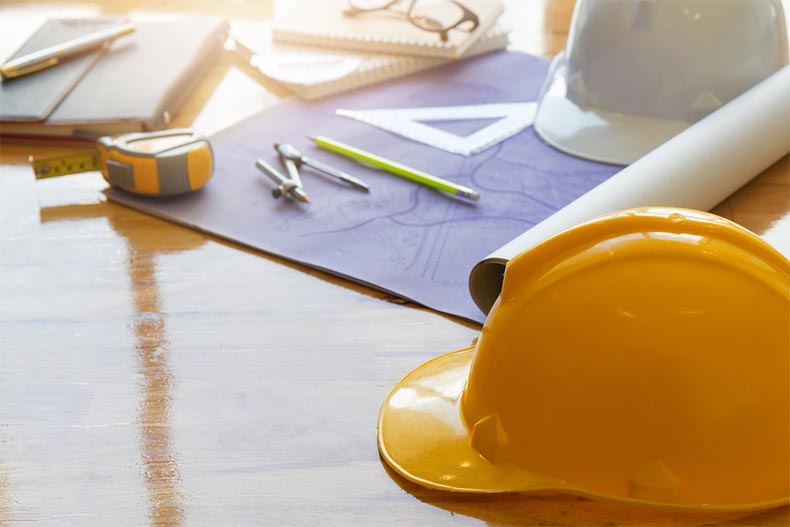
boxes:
[469,66,790,315]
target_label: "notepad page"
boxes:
[271,0,504,59]
[272,24,509,99]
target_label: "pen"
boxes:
[1,22,136,79]
[308,135,480,201]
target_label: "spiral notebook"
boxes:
[271,0,504,59]
[235,24,508,100]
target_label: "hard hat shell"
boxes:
[378,207,790,511]
[533,0,789,165]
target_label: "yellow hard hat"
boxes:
[378,207,790,511]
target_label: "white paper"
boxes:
[253,52,362,85]
[469,66,790,315]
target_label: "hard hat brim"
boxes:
[378,345,790,512]
[533,56,690,165]
[379,346,558,494]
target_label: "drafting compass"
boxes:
[255,142,369,203]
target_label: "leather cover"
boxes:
[1,16,229,140]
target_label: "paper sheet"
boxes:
[105,52,621,324]
[469,66,790,315]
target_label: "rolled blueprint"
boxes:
[469,66,790,315]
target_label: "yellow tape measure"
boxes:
[31,128,214,197]
[32,151,101,178]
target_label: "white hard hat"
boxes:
[534,0,789,165]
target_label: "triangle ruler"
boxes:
[336,102,537,157]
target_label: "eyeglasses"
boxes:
[344,0,480,42]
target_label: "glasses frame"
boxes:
[344,0,480,42]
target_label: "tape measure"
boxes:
[31,128,214,196]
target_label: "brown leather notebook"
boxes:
[1,16,229,143]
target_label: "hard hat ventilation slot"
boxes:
[470,413,510,464]
[687,90,722,122]
[631,1,653,31]
[629,460,680,503]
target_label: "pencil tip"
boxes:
[306,135,317,142]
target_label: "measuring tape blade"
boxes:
[29,128,214,196]
[30,151,101,180]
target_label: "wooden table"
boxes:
[1,1,788,525]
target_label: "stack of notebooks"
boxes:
[239,0,507,100]
[0,16,229,144]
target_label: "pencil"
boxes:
[308,135,479,200]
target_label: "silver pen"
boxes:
[1,22,136,79]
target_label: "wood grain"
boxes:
[0,1,788,526]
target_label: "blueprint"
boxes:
[106,51,622,324]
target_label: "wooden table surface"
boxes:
[1,1,788,526]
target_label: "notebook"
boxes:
[271,0,504,59]
[234,23,508,100]
[0,16,229,143]
[0,18,111,123]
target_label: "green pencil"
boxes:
[308,135,480,201]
